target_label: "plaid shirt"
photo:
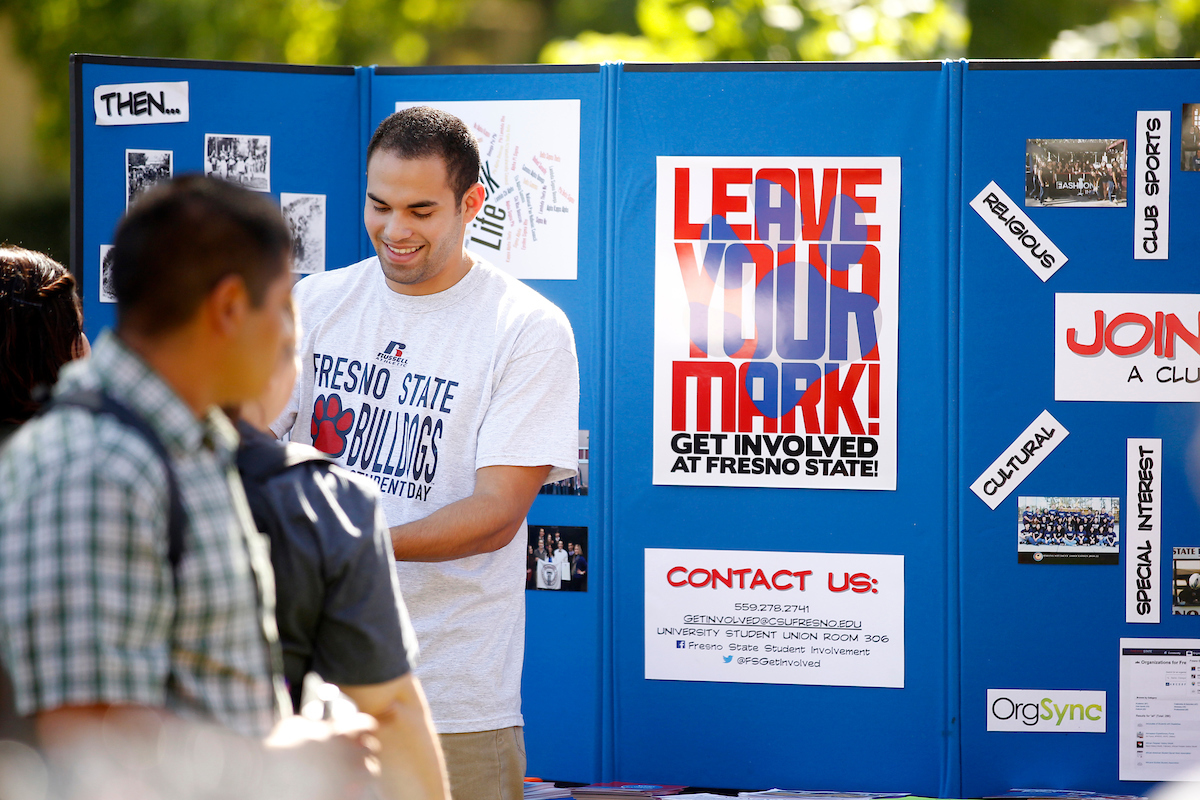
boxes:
[0,332,287,737]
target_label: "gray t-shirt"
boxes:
[273,255,578,732]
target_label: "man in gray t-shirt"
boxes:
[274,107,579,800]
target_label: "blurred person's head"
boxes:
[111,175,294,410]
[227,304,300,432]
[0,246,87,425]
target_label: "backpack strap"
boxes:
[47,389,187,586]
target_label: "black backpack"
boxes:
[234,423,332,712]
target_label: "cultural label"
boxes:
[970,410,1068,510]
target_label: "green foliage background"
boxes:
[0,0,1195,265]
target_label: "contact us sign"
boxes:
[645,548,904,688]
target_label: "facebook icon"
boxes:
[676,641,685,649]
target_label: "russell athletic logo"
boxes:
[378,340,408,365]
[986,689,1106,733]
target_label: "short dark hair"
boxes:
[112,175,291,335]
[0,246,84,423]
[367,107,481,206]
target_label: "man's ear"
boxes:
[204,274,251,338]
[461,182,486,225]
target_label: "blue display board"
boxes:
[610,62,956,795]
[72,55,610,786]
[72,55,364,335]
[70,54,1200,797]
[959,60,1200,797]
[369,64,610,783]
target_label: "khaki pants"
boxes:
[439,726,526,800]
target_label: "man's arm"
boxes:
[390,464,551,562]
[340,674,450,800]
[36,704,379,785]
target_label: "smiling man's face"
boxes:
[364,151,483,296]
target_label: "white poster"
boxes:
[1127,438,1162,624]
[99,245,115,304]
[395,100,580,281]
[986,689,1106,733]
[204,134,270,192]
[94,81,188,126]
[1056,293,1200,402]
[652,157,900,490]
[1134,111,1170,260]
[125,149,172,210]
[644,548,904,688]
[1119,638,1200,781]
[970,410,1068,510]
[969,180,1067,281]
[281,192,327,275]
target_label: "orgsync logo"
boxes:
[377,340,408,365]
[985,689,1106,733]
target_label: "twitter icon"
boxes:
[722,655,733,663]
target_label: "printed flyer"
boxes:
[1056,293,1200,402]
[652,157,900,489]
[1119,639,1200,781]
[644,548,904,688]
[395,99,581,281]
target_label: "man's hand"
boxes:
[265,713,382,798]
[34,704,383,799]
[341,674,451,800]
[391,464,551,561]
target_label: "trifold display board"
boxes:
[958,61,1200,797]
[70,55,1200,797]
[609,62,954,795]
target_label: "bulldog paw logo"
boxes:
[311,394,354,456]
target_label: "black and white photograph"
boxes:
[204,133,270,192]
[1172,548,1200,614]
[1017,496,1120,565]
[526,524,588,592]
[539,430,589,496]
[281,192,326,274]
[1025,138,1127,207]
[1182,104,1200,171]
[125,148,172,209]
[99,244,116,304]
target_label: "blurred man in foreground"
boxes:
[0,176,374,798]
